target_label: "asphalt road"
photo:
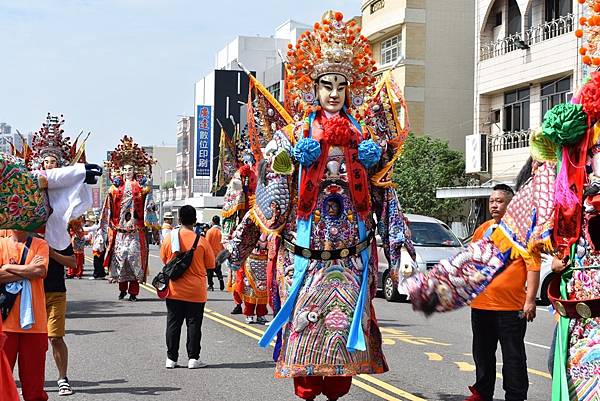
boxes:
[36,247,555,401]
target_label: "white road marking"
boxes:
[525,341,551,350]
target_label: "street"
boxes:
[41,247,556,401]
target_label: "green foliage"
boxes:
[393,133,467,222]
[163,180,175,190]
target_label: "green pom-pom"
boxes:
[541,103,588,146]
[271,149,294,175]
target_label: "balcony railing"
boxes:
[489,129,532,152]
[480,14,574,61]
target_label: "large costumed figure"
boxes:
[221,11,414,400]
[405,70,600,400]
[98,136,155,302]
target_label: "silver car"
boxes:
[377,214,465,302]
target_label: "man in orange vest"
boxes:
[205,216,224,291]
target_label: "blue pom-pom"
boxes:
[358,139,382,169]
[292,138,321,167]
[113,176,123,187]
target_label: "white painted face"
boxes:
[593,152,600,177]
[43,155,59,170]
[317,73,347,114]
[122,164,134,180]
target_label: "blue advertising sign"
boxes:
[196,105,211,177]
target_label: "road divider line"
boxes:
[207,310,270,336]
[527,368,551,379]
[454,362,475,372]
[203,313,264,341]
[351,379,405,401]
[358,374,427,401]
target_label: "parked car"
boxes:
[377,214,465,302]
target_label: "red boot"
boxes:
[464,386,484,401]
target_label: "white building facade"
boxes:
[469,0,580,182]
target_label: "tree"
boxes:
[392,133,467,222]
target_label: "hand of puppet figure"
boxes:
[84,164,103,184]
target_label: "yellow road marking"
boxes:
[137,273,428,400]
[208,310,270,336]
[358,374,428,401]
[380,328,450,346]
[424,352,443,361]
[527,368,551,379]
[454,361,475,372]
[203,313,264,341]
[351,378,405,401]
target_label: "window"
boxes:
[494,12,502,27]
[370,0,384,14]
[503,88,530,132]
[545,0,572,22]
[381,34,401,65]
[507,0,521,35]
[492,109,500,124]
[267,82,281,102]
[176,136,183,154]
[541,77,572,120]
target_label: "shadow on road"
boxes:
[65,329,115,336]
[43,378,180,396]
[207,360,276,369]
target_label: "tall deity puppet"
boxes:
[220,11,414,400]
[98,136,155,301]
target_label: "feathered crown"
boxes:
[30,113,77,168]
[286,11,377,112]
[106,135,155,173]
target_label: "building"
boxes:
[360,0,476,152]
[467,0,579,183]
[0,123,13,154]
[164,20,311,222]
[437,0,579,231]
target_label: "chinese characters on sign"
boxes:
[196,105,212,177]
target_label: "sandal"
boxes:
[57,378,74,396]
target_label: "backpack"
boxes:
[152,230,200,294]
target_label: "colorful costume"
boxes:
[67,218,86,278]
[98,136,155,300]
[223,11,412,398]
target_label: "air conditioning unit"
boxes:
[465,134,488,174]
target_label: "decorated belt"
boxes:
[283,232,374,261]
[548,275,600,319]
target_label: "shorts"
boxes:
[45,292,67,338]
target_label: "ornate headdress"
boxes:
[30,113,79,169]
[286,11,377,115]
[106,135,155,174]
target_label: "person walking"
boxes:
[44,245,76,396]
[205,216,225,291]
[465,183,540,401]
[160,206,215,369]
[0,230,50,401]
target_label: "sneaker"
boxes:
[129,295,138,302]
[118,291,127,300]
[165,358,178,369]
[256,316,268,325]
[464,386,484,401]
[57,377,73,396]
[188,359,207,369]
[219,280,225,291]
[245,316,254,324]
[231,304,242,315]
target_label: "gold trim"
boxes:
[554,301,567,317]
[576,302,592,319]
[321,251,331,260]
[340,248,350,258]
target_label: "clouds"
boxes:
[0,0,357,163]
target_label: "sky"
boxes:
[0,0,357,163]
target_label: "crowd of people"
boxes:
[2,9,600,401]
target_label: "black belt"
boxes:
[283,232,374,261]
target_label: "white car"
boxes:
[377,214,465,302]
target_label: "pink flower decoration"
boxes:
[7,195,21,216]
[324,307,349,331]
